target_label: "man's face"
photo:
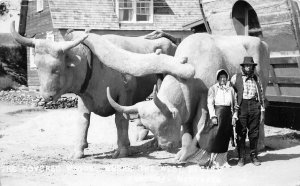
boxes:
[242,64,254,75]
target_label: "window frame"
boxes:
[116,0,153,23]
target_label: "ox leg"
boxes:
[174,130,197,162]
[174,93,208,162]
[113,112,131,158]
[70,97,90,159]
[136,119,149,141]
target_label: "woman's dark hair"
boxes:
[217,70,228,80]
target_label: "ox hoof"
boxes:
[136,129,149,141]
[112,148,130,158]
[69,143,88,159]
[69,150,85,159]
[174,145,198,162]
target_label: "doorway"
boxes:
[232,1,262,37]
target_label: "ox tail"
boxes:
[106,87,138,114]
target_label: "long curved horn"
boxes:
[10,21,35,47]
[152,85,175,118]
[106,87,139,114]
[60,34,89,52]
[83,33,195,79]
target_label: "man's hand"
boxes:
[260,111,265,125]
[211,117,218,125]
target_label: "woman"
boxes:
[203,69,237,152]
[178,69,237,168]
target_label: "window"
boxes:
[117,0,153,23]
[36,0,43,12]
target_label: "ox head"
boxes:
[10,21,88,101]
[107,86,181,150]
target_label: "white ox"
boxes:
[107,33,270,158]
[10,21,195,159]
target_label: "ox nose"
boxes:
[159,142,174,151]
[43,96,54,102]
[40,89,57,102]
[48,96,53,101]
[158,140,181,152]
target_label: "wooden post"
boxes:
[245,7,249,36]
[289,0,300,53]
[199,0,211,34]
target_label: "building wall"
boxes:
[26,0,55,90]
[49,0,202,31]
[26,0,53,37]
[203,0,298,52]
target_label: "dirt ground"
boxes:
[0,101,300,186]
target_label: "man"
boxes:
[231,56,265,166]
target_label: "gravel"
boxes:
[0,88,78,109]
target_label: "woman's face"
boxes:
[218,74,227,85]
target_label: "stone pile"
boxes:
[0,89,78,109]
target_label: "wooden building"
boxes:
[190,0,300,129]
[182,0,300,104]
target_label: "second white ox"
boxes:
[107,33,270,157]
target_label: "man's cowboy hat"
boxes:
[240,56,257,66]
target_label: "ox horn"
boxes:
[152,85,176,118]
[83,33,195,79]
[60,34,89,52]
[10,21,35,47]
[106,87,139,114]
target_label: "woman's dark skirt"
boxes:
[199,106,232,153]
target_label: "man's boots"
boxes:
[250,155,261,166]
[250,138,261,166]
